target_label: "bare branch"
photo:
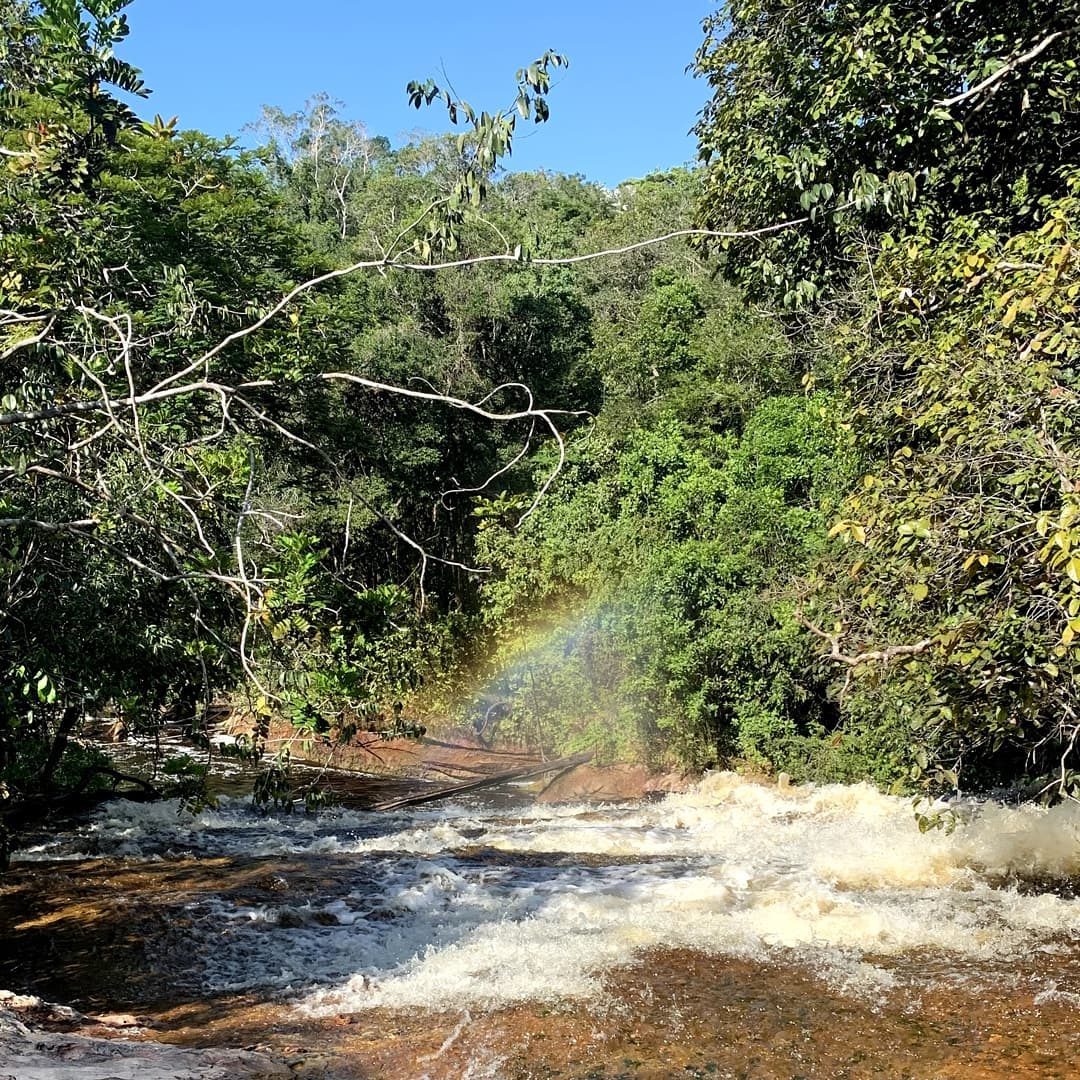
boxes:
[441,418,537,508]
[796,611,935,667]
[935,30,1070,109]
[0,316,55,361]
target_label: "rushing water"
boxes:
[6,772,1080,1077]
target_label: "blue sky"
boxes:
[121,1,714,187]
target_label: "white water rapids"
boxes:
[13,773,1080,1016]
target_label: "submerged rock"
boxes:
[0,1006,290,1080]
[276,906,341,928]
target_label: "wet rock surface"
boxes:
[260,722,691,803]
[0,1001,290,1080]
[535,762,691,803]
[4,773,1080,1077]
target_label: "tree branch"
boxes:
[796,611,935,667]
[935,30,1070,109]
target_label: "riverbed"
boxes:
[3,772,1080,1077]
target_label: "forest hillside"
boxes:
[1,0,1078,840]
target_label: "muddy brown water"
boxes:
[3,770,1080,1078]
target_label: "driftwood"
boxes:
[371,752,593,812]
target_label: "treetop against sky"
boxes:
[124,0,711,185]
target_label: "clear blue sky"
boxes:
[121,1,715,187]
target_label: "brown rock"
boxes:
[537,764,690,803]
[88,1012,143,1028]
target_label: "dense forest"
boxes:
[1,0,1079,850]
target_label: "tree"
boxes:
[249,94,389,245]
[0,4,580,847]
[803,175,1080,796]
[693,0,1080,306]
[691,1,1080,796]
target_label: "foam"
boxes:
[14,772,1080,1013]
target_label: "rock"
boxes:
[0,991,42,1011]
[537,764,691,803]
[0,1008,30,1037]
[264,874,290,892]
[777,772,792,791]
[275,906,339,928]
[0,1007,291,1079]
[46,1003,86,1023]
[644,771,695,795]
[0,991,89,1027]
[88,1011,144,1028]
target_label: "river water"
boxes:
[4,770,1080,1077]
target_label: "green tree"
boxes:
[694,0,1080,305]
[805,178,1080,796]
[692,1,1080,795]
[2,3,590,853]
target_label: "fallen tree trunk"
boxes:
[1,782,162,864]
[371,752,593,812]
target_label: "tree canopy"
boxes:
[693,0,1080,305]
[3,0,1080,856]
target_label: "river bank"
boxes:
[255,718,695,803]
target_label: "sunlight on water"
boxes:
[15,772,1080,1019]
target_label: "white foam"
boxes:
[15,773,1080,1013]
[1034,984,1080,1008]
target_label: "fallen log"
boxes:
[371,751,593,812]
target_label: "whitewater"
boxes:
[13,771,1080,1019]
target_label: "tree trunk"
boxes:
[39,701,83,792]
[370,752,593,812]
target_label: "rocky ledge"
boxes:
[0,993,290,1080]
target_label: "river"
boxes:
[3,766,1080,1077]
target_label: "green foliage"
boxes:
[469,247,857,766]
[0,10,612,824]
[807,176,1080,794]
[0,731,112,792]
[694,0,1080,305]
[1,0,147,189]
[405,50,568,259]
[691,1,1080,797]
[6,0,1077,830]
[0,8,443,812]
